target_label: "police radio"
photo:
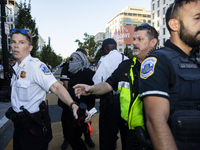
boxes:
[73,102,87,128]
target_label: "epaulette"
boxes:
[148,46,165,55]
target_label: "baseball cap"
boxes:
[99,38,117,51]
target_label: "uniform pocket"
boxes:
[17,80,31,101]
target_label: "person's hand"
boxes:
[84,109,91,123]
[72,104,79,119]
[73,84,93,99]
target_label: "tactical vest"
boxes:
[155,47,200,149]
[156,47,200,111]
[118,56,144,130]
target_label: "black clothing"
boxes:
[60,62,95,150]
[106,58,141,150]
[99,94,121,150]
[139,39,200,150]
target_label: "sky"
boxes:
[16,0,151,59]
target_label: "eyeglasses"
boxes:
[69,56,77,61]
[170,0,184,19]
[10,29,32,44]
[11,29,29,34]
[139,23,152,29]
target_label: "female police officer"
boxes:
[7,29,91,150]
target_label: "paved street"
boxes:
[0,69,122,150]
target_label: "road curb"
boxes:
[0,116,12,135]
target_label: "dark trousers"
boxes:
[99,96,121,150]
[65,110,88,150]
[119,118,140,150]
[61,107,91,141]
[13,122,52,150]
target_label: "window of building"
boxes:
[143,19,146,23]
[148,20,151,23]
[133,13,138,17]
[153,3,155,10]
[133,19,139,22]
[119,48,122,52]
[128,13,132,16]
[152,22,155,27]
[126,18,131,22]
[158,0,160,7]
[143,14,147,17]
[163,38,165,44]
[163,18,166,25]
[152,13,154,19]
[157,20,160,27]
[163,0,166,4]
[163,28,166,35]
[157,10,160,17]
[163,7,166,15]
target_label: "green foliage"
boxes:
[124,45,133,59]
[75,33,101,57]
[40,39,62,68]
[15,1,38,57]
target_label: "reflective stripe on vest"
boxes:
[118,56,144,130]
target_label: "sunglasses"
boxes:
[139,23,152,29]
[10,29,32,44]
[170,0,183,19]
[69,56,77,61]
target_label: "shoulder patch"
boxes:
[96,60,102,70]
[140,57,157,79]
[39,64,51,75]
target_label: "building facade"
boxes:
[151,0,174,46]
[105,6,151,53]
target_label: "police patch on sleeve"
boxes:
[140,57,157,79]
[96,60,102,70]
[39,64,51,75]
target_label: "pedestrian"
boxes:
[74,24,158,150]
[5,29,91,150]
[59,48,95,150]
[75,38,130,150]
[139,1,200,149]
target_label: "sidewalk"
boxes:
[0,101,12,136]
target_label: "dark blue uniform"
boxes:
[139,40,200,150]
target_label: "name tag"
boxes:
[179,63,198,69]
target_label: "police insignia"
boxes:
[96,61,102,70]
[20,71,26,78]
[140,57,157,79]
[39,64,51,75]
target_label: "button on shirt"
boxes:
[11,54,57,113]
[93,50,128,84]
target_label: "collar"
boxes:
[164,40,197,58]
[13,54,32,71]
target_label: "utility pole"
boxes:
[0,0,9,86]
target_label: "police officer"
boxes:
[74,26,158,150]
[139,1,200,150]
[92,38,128,150]
[6,29,91,150]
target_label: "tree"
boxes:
[15,1,39,57]
[124,45,133,59]
[75,33,101,57]
[40,38,62,68]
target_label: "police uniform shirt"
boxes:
[106,58,141,93]
[93,50,128,85]
[11,54,57,113]
[139,40,197,100]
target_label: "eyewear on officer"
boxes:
[10,29,32,44]
[139,23,155,38]
[170,0,184,19]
